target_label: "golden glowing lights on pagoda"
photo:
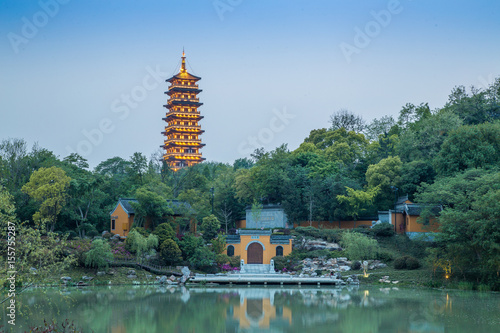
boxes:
[161,51,205,171]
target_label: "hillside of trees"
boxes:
[1,77,499,288]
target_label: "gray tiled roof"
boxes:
[226,235,241,244]
[166,200,195,215]
[395,203,442,216]
[270,235,292,244]
[111,198,193,216]
[238,229,272,236]
[118,198,138,215]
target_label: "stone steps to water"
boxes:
[241,264,273,274]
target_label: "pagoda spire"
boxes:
[180,49,186,73]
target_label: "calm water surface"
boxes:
[1,285,499,332]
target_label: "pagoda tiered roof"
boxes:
[161,51,205,172]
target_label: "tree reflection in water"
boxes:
[6,285,500,333]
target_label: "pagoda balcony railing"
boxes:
[165,110,201,116]
[168,83,199,90]
[166,124,202,130]
[164,139,203,144]
[168,97,200,103]
[165,153,203,158]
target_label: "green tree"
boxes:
[188,247,216,271]
[416,168,500,286]
[178,234,204,261]
[62,158,105,237]
[329,109,365,132]
[201,214,221,241]
[131,183,173,228]
[178,188,211,222]
[250,200,263,225]
[341,231,380,260]
[397,102,431,129]
[435,122,500,176]
[365,156,402,210]
[128,152,148,185]
[211,234,227,255]
[84,239,114,270]
[444,82,500,125]
[399,160,435,200]
[365,115,396,141]
[397,110,462,162]
[22,166,71,231]
[337,186,380,226]
[160,238,182,265]
[153,223,176,245]
[125,230,159,257]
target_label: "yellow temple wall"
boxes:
[227,235,292,265]
[110,204,134,237]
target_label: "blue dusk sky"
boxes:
[1,0,499,168]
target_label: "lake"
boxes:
[1,285,499,332]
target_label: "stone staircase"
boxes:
[240,264,275,274]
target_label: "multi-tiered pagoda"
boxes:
[161,51,205,171]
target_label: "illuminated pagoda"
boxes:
[161,51,205,171]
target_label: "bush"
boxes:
[110,242,133,260]
[478,284,491,292]
[87,229,99,238]
[394,257,407,269]
[153,223,175,246]
[201,215,221,241]
[229,255,241,267]
[405,256,421,269]
[84,239,113,270]
[272,255,300,272]
[394,256,420,270]
[341,231,380,260]
[125,230,158,256]
[370,223,395,237]
[189,247,216,271]
[131,227,149,237]
[210,234,226,255]
[66,239,92,267]
[178,234,204,260]
[215,254,230,266]
[376,250,394,262]
[66,230,78,240]
[160,239,182,265]
[351,261,361,270]
[315,269,323,276]
[272,255,289,271]
[352,226,371,235]
[29,319,85,332]
[458,281,474,290]
[102,232,112,239]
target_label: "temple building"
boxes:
[227,205,293,272]
[161,51,205,171]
